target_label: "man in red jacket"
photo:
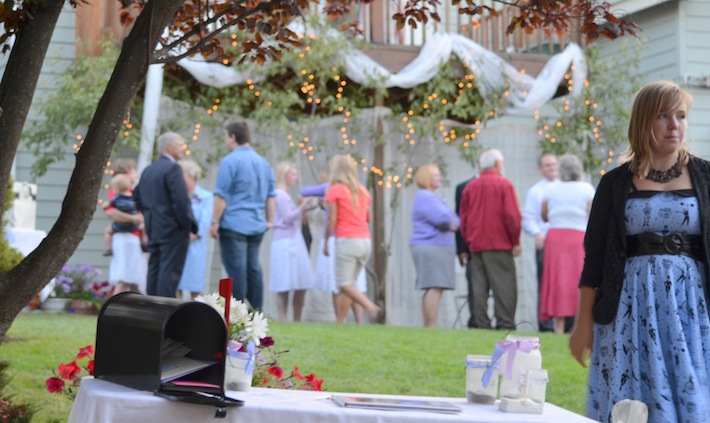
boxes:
[459,149,522,330]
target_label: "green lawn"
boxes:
[1,312,588,422]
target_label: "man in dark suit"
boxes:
[455,176,476,328]
[134,132,196,297]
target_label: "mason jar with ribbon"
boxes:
[482,335,541,400]
[465,354,498,404]
[224,340,256,391]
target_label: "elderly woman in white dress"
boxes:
[540,154,594,334]
[269,161,316,321]
[176,159,214,299]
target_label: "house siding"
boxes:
[9,7,112,276]
[683,1,710,76]
[596,0,710,159]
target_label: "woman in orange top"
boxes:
[323,154,382,323]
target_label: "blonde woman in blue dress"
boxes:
[269,161,316,321]
[570,81,710,421]
[176,160,214,299]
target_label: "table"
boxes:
[69,378,595,423]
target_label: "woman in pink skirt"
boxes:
[540,154,595,334]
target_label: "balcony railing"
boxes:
[355,0,585,55]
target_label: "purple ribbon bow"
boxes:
[226,340,256,376]
[481,339,538,388]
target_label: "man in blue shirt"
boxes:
[210,121,275,310]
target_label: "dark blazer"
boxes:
[580,156,710,324]
[455,178,474,256]
[134,155,196,244]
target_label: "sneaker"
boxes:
[102,250,113,257]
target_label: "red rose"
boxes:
[46,377,65,393]
[87,359,95,376]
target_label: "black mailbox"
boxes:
[94,292,242,412]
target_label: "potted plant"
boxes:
[69,280,112,315]
[42,264,107,314]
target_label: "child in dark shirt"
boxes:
[102,159,139,256]
[107,174,140,233]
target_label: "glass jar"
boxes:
[498,335,542,399]
[499,369,548,414]
[525,369,548,405]
[465,354,498,404]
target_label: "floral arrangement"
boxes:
[194,293,268,347]
[51,264,103,300]
[45,345,94,400]
[195,293,324,391]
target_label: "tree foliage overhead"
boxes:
[537,40,644,175]
[112,0,638,68]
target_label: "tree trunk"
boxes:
[370,103,387,323]
[0,0,185,344]
[0,1,65,222]
[0,0,66,345]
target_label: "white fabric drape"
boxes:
[176,29,586,115]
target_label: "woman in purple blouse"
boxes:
[269,161,316,321]
[410,164,460,327]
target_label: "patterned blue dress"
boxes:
[587,189,710,422]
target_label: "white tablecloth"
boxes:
[69,378,595,423]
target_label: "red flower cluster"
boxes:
[257,365,324,391]
[46,345,95,399]
[253,339,324,391]
[294,366,324,391]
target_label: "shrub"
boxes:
[0,178,25,272]
[0,361,35,423]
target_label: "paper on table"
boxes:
[161,357,215,383]
[330,395,462,414]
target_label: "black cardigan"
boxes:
[579,156,710,324]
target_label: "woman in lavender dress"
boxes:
[268,161,315,322]
[410,164,459,327]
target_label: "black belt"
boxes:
[626,233,704,262]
